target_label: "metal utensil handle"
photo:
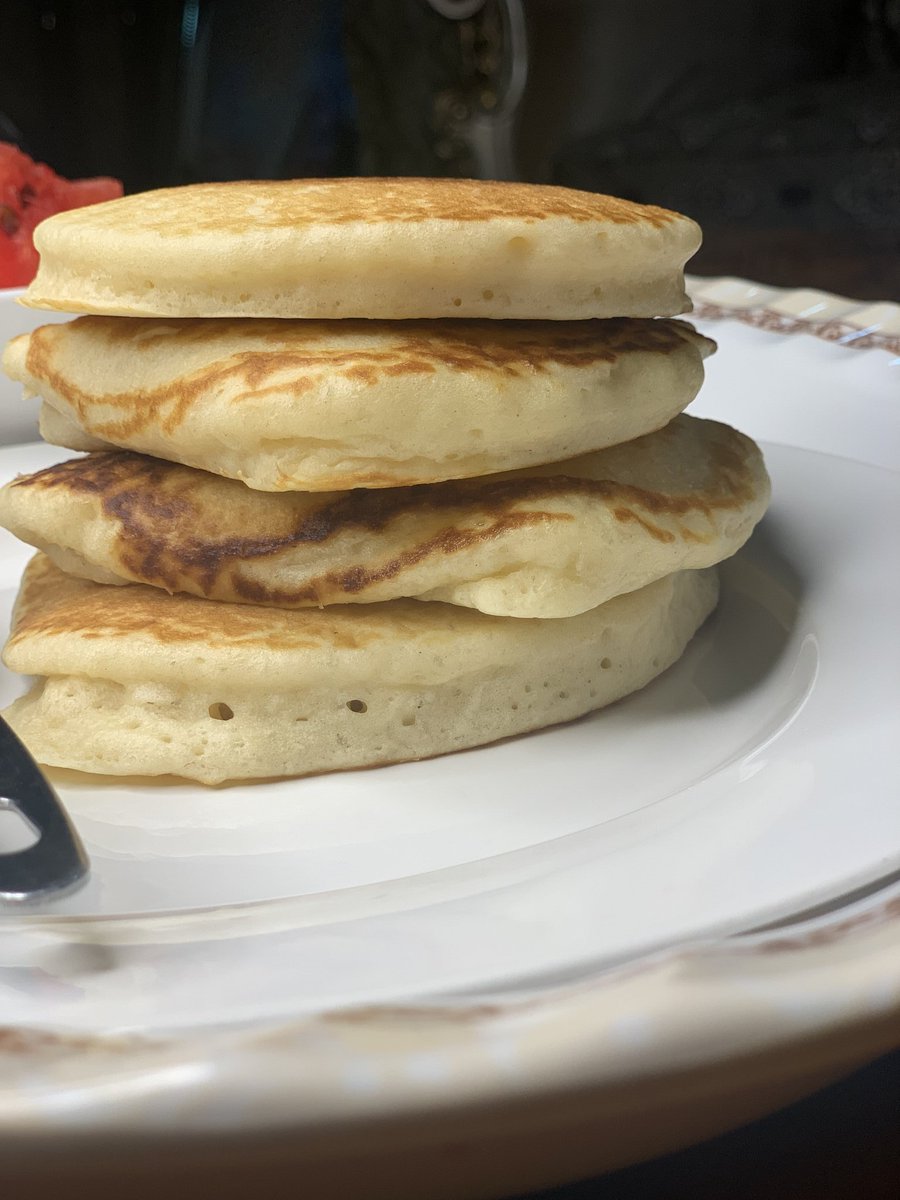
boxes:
[0,716,89,902]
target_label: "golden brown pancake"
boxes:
[4,316,714,490]
[22,178,701,319]
[2,555,718,784]
[0,416,769,618]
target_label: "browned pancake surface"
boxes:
[8,553,428,654]
[33,178,681,233]
[19,316,696,443]
[3,415,768,616]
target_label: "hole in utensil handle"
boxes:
[0,718,90,901]
[0,800,41,854]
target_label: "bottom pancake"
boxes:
[2,556,718,785]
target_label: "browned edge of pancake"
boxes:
[6,416,758,606]
[15,317,710,445]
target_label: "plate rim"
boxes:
[686,273,900,355]
[1,874,898,1140]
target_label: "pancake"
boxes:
[3,316,714,491]
[2,555,718,784]
[0,416,768,619]
[22,178,701,320]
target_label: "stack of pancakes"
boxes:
[0,179,769,784]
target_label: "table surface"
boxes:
[529,1048,900,1200]
[4,1048,898,1198]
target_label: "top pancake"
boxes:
[22,178,701,320]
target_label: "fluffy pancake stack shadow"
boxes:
[0,179,770,784]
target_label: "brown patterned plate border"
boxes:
[687,275,900,357]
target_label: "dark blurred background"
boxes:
[1,0,898,297]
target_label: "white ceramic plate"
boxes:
[0,280,899,1197]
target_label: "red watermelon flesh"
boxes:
[0,142,123,287]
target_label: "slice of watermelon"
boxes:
[0,142,123,288]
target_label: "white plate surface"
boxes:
[0,280,898,1193]
[0,286,67,444]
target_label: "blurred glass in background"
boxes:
[1,0,897,296]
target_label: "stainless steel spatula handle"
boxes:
[0,716,89,902]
